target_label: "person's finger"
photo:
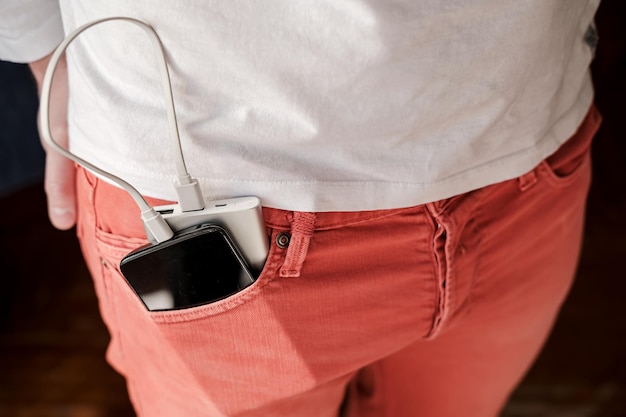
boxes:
[44,148,76,230]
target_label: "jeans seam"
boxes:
[424,205,450,339]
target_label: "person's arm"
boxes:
[1,1,75,229]
[30,53,76,230]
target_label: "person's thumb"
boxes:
[44,149,76,230]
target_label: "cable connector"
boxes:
[175,175,205,212]
[141,208,175,243]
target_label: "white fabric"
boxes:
[0,0,64,63]
[3,0,600,211]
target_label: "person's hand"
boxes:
[29,53,76,230]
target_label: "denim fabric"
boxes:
[76,106,600,417]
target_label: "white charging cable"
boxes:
[39,17,206,242]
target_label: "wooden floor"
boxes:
[1,2,624,416]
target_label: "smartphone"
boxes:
[119,223,256,311]
[155,196,269,271]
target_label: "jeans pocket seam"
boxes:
[538,154,591,189]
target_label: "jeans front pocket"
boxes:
[541,104,601,188]
[92,226,335,416]
[93,223,283,322]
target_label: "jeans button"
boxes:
[276,232,291,249]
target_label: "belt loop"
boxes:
[518,170,538,191]
[280,212,317,278]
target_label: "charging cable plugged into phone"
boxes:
[40,17,269,311]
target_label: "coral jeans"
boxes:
[76,106,600,417]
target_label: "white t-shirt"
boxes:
[1,0,600,211]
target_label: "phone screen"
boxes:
[119,224,255,311]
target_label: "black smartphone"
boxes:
[119,224,256,311]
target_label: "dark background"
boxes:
[0,2,624,416]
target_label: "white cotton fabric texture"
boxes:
[0,0,64,63]
[3,0,600,211]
